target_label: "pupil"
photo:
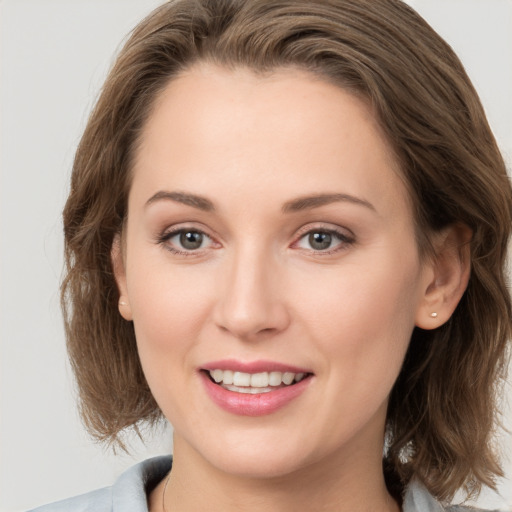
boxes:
[309,232,331,250]
[180,231,203,250]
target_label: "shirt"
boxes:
[28,456,495,511]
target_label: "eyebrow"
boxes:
[145,191,215,211]
[282,193,376,213]
[145,190,376,214]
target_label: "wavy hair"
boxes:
[62,0,512,501]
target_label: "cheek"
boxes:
[125,257,217,393]
[297,252,421,382]
[306,267,420,440]
[126,262,219,421]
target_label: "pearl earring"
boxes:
[430,312,438,318]
[119,301,128,307]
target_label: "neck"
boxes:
[152,436,400,512]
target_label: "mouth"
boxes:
[200,359,314,415]
[203,369,311,394]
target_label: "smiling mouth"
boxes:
[203,369,311,394]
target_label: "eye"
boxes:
[305,232,334,251]
[175,230,206,250]
[158,228,215,253]
[295,228,353,253]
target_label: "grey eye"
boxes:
[295,228,352,253]
[308,232,333,250]
[179,231,204,250]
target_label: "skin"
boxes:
[113,64,470,512]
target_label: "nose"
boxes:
[213,246,290,340]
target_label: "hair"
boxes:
[62,0,512,503]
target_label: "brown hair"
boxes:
[62,0,512,502]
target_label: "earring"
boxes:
[119,300,128,307]
[430,312,438,318]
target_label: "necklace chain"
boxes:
[162,471,172,512]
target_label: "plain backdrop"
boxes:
[1,1,511,511]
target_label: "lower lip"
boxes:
[200,372,312,416]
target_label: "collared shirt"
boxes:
[28,456,495,512]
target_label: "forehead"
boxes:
[131,63,410,220]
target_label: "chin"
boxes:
[211,448,311,480]
[185,426,325,480]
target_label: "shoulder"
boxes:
[403,480,501,512]
[27,456,172,512]
[27,487,111,512]
[446,505,501,512]
[26,487,112,512]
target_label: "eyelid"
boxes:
[156,223,221,255]
[294,222,354,239]
[291,223,355,254]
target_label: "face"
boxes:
[115,64,433,479]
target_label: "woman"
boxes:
[30,0,512,510]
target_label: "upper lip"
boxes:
[201,359,312,374]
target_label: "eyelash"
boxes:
[156,225,355,256]
[292,226,355,255]
[156,227,217,256]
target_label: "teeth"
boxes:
[269,371,282,386]
[233,371,251,386]
[250,372,269,387]
[208,369,307,388]
[224,384,274,394]
[211,369,223,383]
[223,370,234,385]
[282,372,295,385]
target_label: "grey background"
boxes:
[1,1,511,510]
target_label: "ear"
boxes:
[415,223,472,329]
[111,234,133,321]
